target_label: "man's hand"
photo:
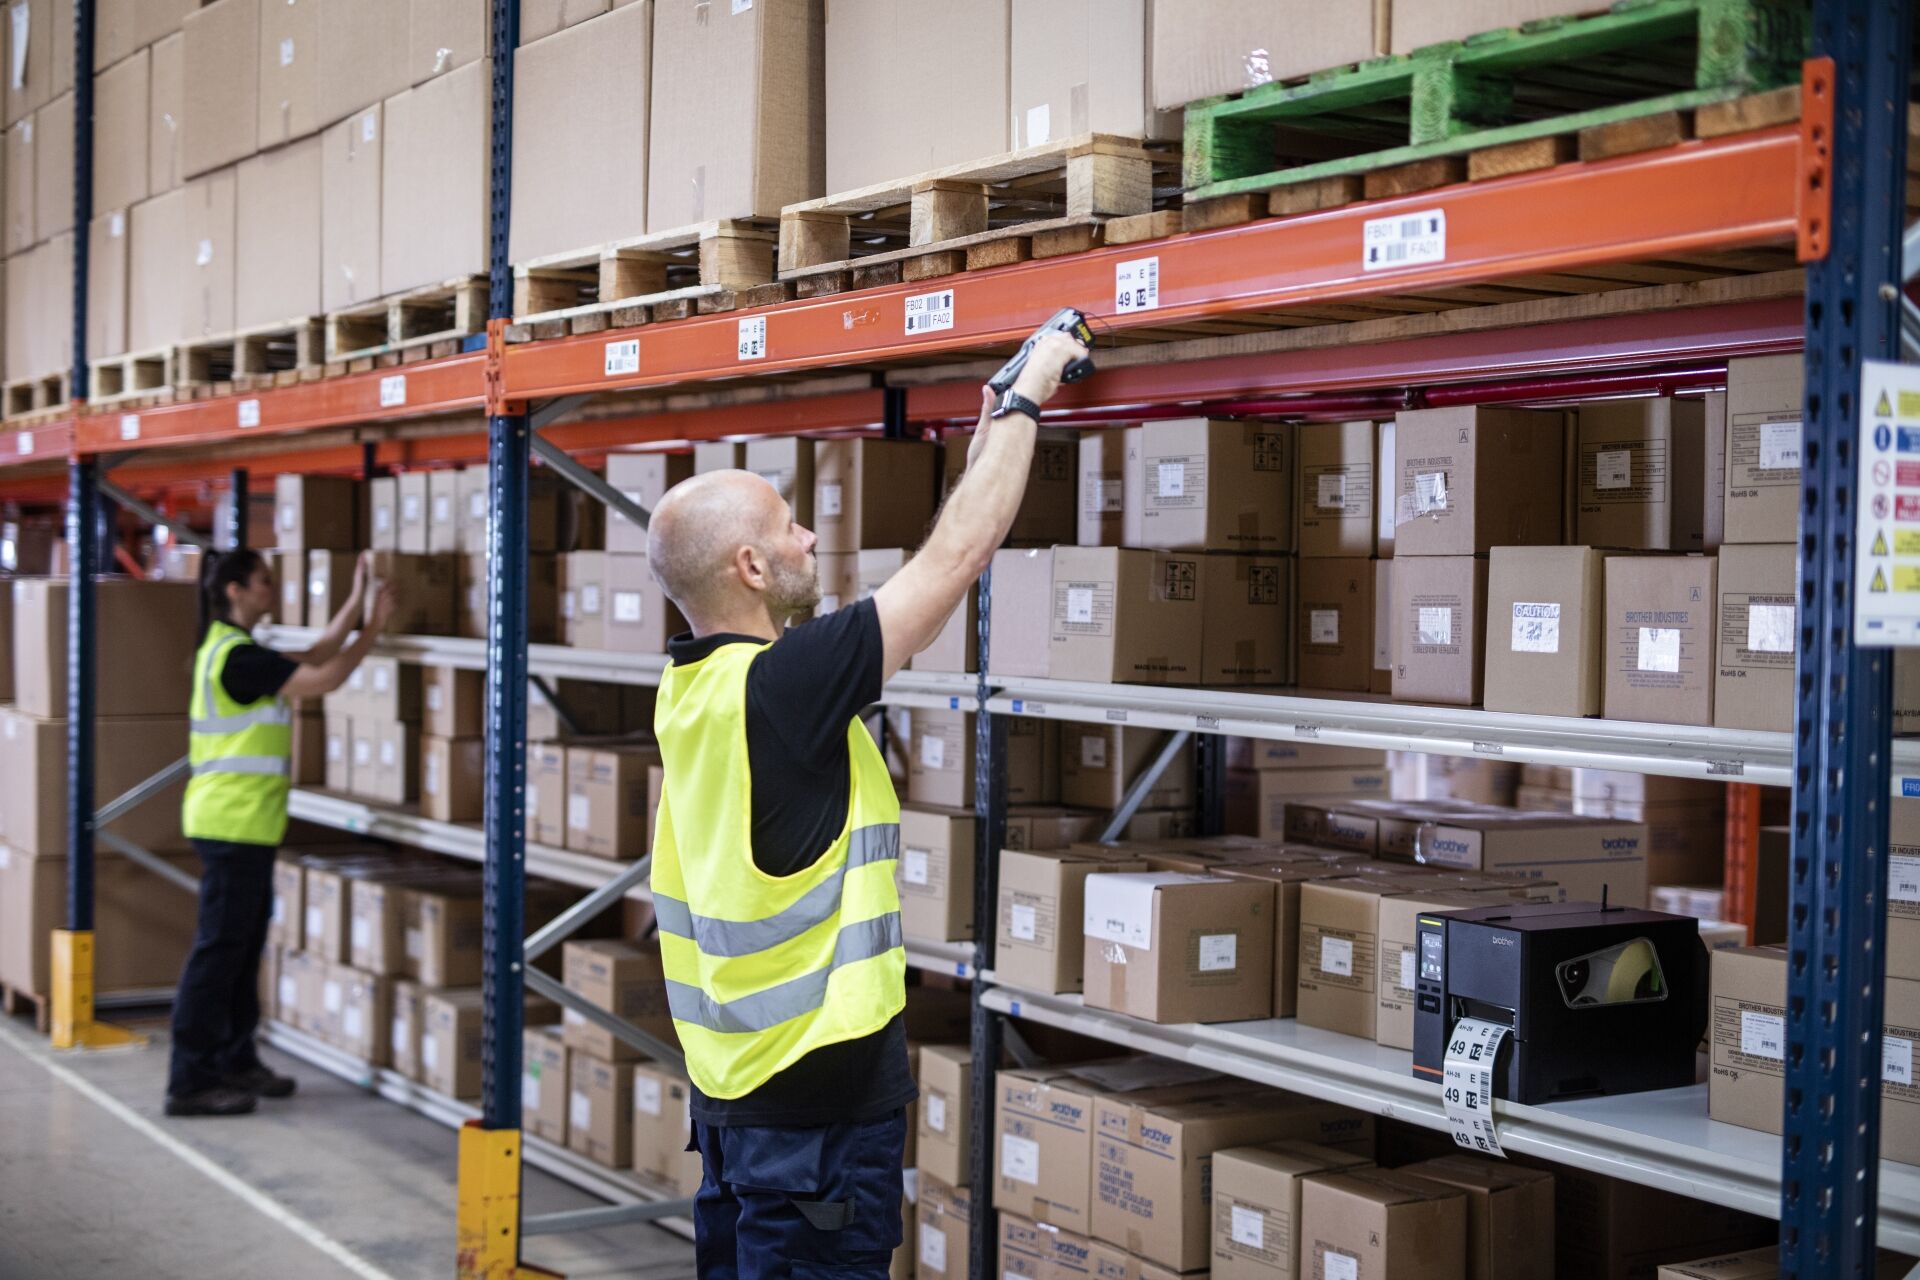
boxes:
[368,583,399,633]
[1009,330,1090,408]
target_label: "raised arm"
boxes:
[871,331,1086,683]
[280,581,396,700]
[285,550,370,663]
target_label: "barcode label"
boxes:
[379,374,406,407]
[737,316,768,360]
[1116,257,1160,313]
[15,433,29,455]
[118,414,140,441]
[238,399,261,428]
[604,339,639,376]
[1363,208,1447,272]
[904,289,955,334]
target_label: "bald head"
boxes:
[649,469,817,629]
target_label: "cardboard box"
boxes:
[1000,1214,1100,1280]
[1707,945,1786,1135]
[148,33,184,195]
[94,0,195,71]
[1575,399,1709,551]
[256,0,320,148]
[1296,878,1416,1039]
[1483,546,1606,717]
[523,1026,569,1146]
[423,664,484,739]
[317,0,412,124]
[917,1043,972,1188]
[898,805,976,943]
[918,1172,974,1280]
[276,474,359,554]
[304,550,354,626]
[564,742,656,860]
[1391,0,1608,53]
[1656,1250,1917,1280]
[367,476,398,551]
[34,93,72,239]
[412,0,490,84]
[1004,806,1104,853]
[180,0,257,179]
[560,551,608,649]
[520,0,609,44]
[1048,546,1205,685]
[1414,812,1648,907]
[461,552,560,643]
[4,119,33,254]
[94,49,148,215]
[420,736,484,823]
[402,882,483,986]
[909,709,1056,809]
[997,848,1149,994]
[382,57,489,293]
[370,551,459,637]
[426,471,462,554]
[86,210,129,361]
[355,720,417,805]
[1298,1168,1467,1280]
[631,1061,703,1195]
[824,0,1009,193]
[812,439,937,554]
[647,0,821,228]
[1060,725,1193,812]
[0,845,201,999]
[1083,872,1275,1024]
[1723,355,1802,545]
[1375,890,1504,1051]
[1541,1165,1773,1280]
[421,988,489,1098]
[1125,419,1292,553]
[1391,555,1487,706]
[1011,0,1170,146]
[331,962,392,1064]
[359,656,421,724]
[0,713,188,856]
[566,1051,633,1168]
[269,854,305,951]
[509,4,649,264]
[456,466,487,552]
[561,939,675,1063]
[1225,767,1390,842]
[323,713,352,792]
[1393,407,1564,557]
[1295,557,1375,691]
[385,978,422,1079]
[1296,420,1379,558]
[1890,799,1920,981]
[943,428,1078,547]
[1391,1157,1553,1280]
[605,452,692,554]
[987,547,1054,679]
[1079,429,1129,547]
[693,441,743,473]
[1603,555,1717,726]
[529,740,567,846]
[178,166,237,339]
[604,552,682,655]
[13,579,196,719]
[128,186,182,351]
[1199,553,1289,685]
[1211,1140,1376,1280]
[1713,543,1797,732]
[1096,1093,1376,1272]
[1153,0,1386,109]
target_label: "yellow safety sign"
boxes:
[1876,530,1891,556]
[1877,389,1894,417]
[1874,567,1890,593]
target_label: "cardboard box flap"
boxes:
[1083,871,1210,948]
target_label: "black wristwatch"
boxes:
[991,389,1041,421]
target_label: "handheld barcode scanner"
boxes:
[1411,895,1707,1104]
[987,307,1099,395]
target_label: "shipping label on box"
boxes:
[1390,555,1486,706]
[1603,554,1717,727]
[1298,419,1378,558]
[1714,542,1797,733]
[1724,354,1804,545]
[1708,946,1787,1135]
[1484,546,1606,718]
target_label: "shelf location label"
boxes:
[604,339,639,377]
[119,414,139,441]
[379,374,407,408]
[14,432,30,455]
[237,399,261,429]
[737,316,768,361]
[1855,359,1920,645]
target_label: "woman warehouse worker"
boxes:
[167,547,397,1118]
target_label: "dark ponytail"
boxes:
[199,548,267,641]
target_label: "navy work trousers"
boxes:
[167,838,275,1097]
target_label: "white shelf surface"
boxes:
[980,979,1920,1254]
[259,1021,694,1240]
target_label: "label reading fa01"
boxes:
[904,289,955,334]
[1116,257,1160,313]
[604,339,639,376]
[737,316,767,361]
[1363,208,1446,272]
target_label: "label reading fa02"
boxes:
[604,339,639,376]
[1363,208,1446,272]
[904,289,955,334]
[1116,257,1159,313]
[737,316,767,361]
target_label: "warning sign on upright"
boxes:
[1855,359,1920,645]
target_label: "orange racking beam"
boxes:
[501,126,1801,401]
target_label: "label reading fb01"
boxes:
[604,339,640,377]
[1363,209,1446,272]
[379,374,407,407]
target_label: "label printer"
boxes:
[1412,898,1708,1104]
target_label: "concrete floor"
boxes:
[0,1010,697,1280]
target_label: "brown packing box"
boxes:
[360,656,421,723]
[0,709,190,855]
[371,552,459,637]
[34,95,73,236]
[1060,725,1193,812]
[605,553,683,655]
[1707,945,1787,1135]
[331,963,393,1065]
[856,548,906,602]
[323,713,352,791]
[269,854,305,950]
[149,32,184,195]
[14,579,196,718]
[606,452,693,554]
[742,437,814,529]
[1211,1141,1376,1280]
[1391,554,1488,706]
[520,0,609,44]
[1375,890,1505,1051]
[631,1061,704,1196]
[1078,429,1130,548]
[180,0,257,179]
[1393,407,1564,557]
[812,439,937,554]
[1011,0,1173,146]
[917,1043,972,1188]
[997,848,1149,995]
[1048,546,1205,685]
[943,428,1078,547]
[560,939,676,1063]
[0,845,200,998]
[462,552,559,642]
[1713,543,1797,732]
[1483,546,1606,717]
[397,472,430,551]
[288,710,325,785]
[382,58,490,294]
[508,3,650,265]
[909,708,1056,809]
[1125,418,1293,553]
[1603,555,1717,726]
[1414,812,1648,907]
[423,664,485,739]
[421,736,485,823]
[529,741,567,846]
[564,742,657,860]
[523,1026,569,1146]
[256,0,319,148]
[1228,740,1387,771]
[560,552,609,649]
[455,467,487,552]
[1152,0,1385,109]
[368,476,398,550]
[1083,872,1275,1024]
[1657,1249,1920,1280]
[428,471,463,554]
[276,474,359,554]
[1890,799,1920,981]
[407,882,488,986]
[1296,557,1376,691]
[1200,553,1289,685]
[86,208,129,361]
[1225,767,1390,842]
[1535,1163,1772,1280]
[823,0,1008,193]
[1723,354,1803,546]
[917,1172,973,1280]
[4,119,32,254]
[898,805,977,943]
[813,551,856,613]
[1298,420,1379,558]
[94,50,148,217]
[1388,755,1519,807]
[566,1052,633,1168]
[1296,877,1419,1040]
[1299,1168,1468,1280]
[987,546,1054,678]
[1004,806,1103,852]
[421,988,560,1099]
[1392,0,1606,53]
[317,0,412,125]
[693,441,744,473]
[1397,1156,1554,1280]
[305,550,356,626]
[1881,977,1920,1165]
[647,0,822,228]
[355,720,416,804]
[999,1213,1101,1280]
[1213,863,1356,1020]
[94,0,193,72]
[1575,399,1710,551]
[322,105,383,311]
[176,166,236,339]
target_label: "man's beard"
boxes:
[766,550,821,620]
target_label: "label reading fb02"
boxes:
[604,339,640,377]
[904,290,955,334]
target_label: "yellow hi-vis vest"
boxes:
[650,639,906,1100]
[182,620,294,846]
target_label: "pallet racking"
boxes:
[0,1,1909,1276]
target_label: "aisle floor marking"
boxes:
[0,1018,400,1280]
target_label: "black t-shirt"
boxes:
[220,643,298,705]
[666,599,916,1128]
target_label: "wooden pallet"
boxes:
[4,371,69,422]
[170,317,326,392]
[1,981,49,1034]
[325,275,489,363]
[507,220,783,340]
[776,134,1180,296]
[1182,0,1806,203]
[88,348,175,404]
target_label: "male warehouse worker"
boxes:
[645,329,1086,1275]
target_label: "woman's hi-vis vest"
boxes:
[182,620,294,846]
[650,639,906,1100]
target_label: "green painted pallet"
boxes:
[1182,0,1809,201]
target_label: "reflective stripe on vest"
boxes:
[191,755,291,777]
[663,913,905,1035]
[650,824,898,958]
[183,621,294,846]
